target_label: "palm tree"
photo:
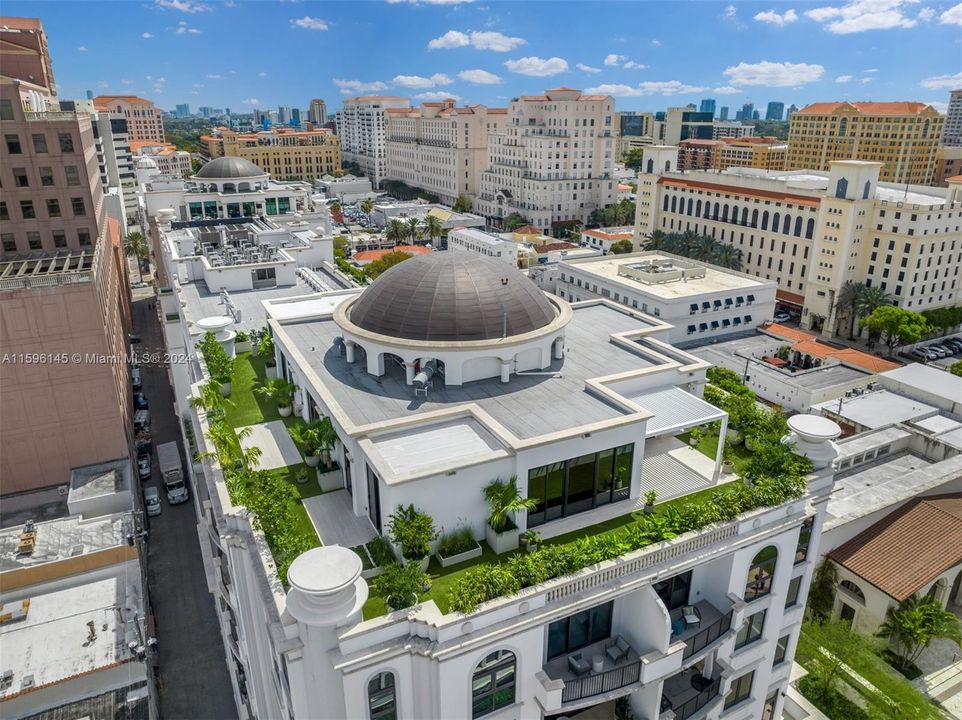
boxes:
[692,234,717,262]
[713,244,743,271]
[123,231,148,283]
[482,477,537,533]
[642,230,669,252]
[385,218,406,245]
[360,198,374,217]
[833,281,866,339]
[190,379,233,419]
[856,285,892,319]
[877,594,962,672]
[406,217,420,244]
[423,214,443,246]
[329,199,342,219]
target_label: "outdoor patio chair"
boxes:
[567,653,590,676]
[605,636,630,663]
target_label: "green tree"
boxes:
[951,360,962,377]
[834,281,867,339]
[189,378,233,420]
[406,217,420,244]
[807,559,838,622]
[609,239,634,254]
[855,285,892,321]
[862,306,928,357]
[921,306,962,336]
[372,561,431,611]
[452,193,472,213]
[482,477,536,532]
[329,199,342,217]
[364,250,413,279]
[385,218,406,245]
[503,212,529,231]
[877,594,962,672]
[360,198,374,216]
[423,214,443,245]
[333,235,348,259]
[624,147,645,171]
[123,231,149,283]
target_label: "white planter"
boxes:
[305,454,321,468]
[278,405,293,418]
[436,542,483,568]
[234,340,252,353]
[219,382,232,397]
[317,468,342,492]
[418,555,430,573]
[361,566,385,580]
[266,365,278,379]
[486,524,519,554]
[722,462,734,474]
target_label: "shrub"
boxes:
[366,536,397,567]
[707,367,755,397]
[235,330,249,342]
[447,565,522,614]
[437,527,478,558]
[797,675,870,720]
[372,561,430,612]
[387,504,438,561]
[198,332,234,384]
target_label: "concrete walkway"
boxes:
[303,490,377,548]
[914,661,962,719]
[238,420,301,470]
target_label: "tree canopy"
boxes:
[643,229,743,270]
[363,250,414,279]
[588,198,635,227]
[609,239,634,254]
[624,147,645,171]
[503,212,530,231]
[452,194,472,213]
[861,305,928,356]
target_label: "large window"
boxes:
[527,444,632,527]
[839,579,865,603]
[795,517,814,564]
[368,672,397,720]
[546,601,613,660]
[654,570,691,611]
[762,689,779,720]
[724,670,754,710]
[786,576,802,608]
[734,610,766,650]
[773,634,790,666]
[745,546,778,602]
[471,650,516,718]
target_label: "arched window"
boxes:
[805,218,815,239]
[772,213,780,234]
[745,546,778,601]
[839,118,848,136]
[722,204,730,222]
[751,209,759,228]
[761,211,769,230]
[741,207,749,225]
[369,672,397,720]
[663,194,670,212]
[835,177,848,199]
[794,216,803,237]
[696,199,702,216]
[863,180,871,199]
[782,214,791,235]
[687,198,694,215]
[665,160,671,172]
[713,202,720,220]
[472,650,516,718]
[703,201,711,220]
[671,196,678,213]
[646,159,654,173]
[839,580,865,603]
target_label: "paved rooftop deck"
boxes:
[0,514,126,571]
[303,489,376,548]
[179,276,318,332]
[281,304,665,440]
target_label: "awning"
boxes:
[625,386,727,438]
[776,289,805,308]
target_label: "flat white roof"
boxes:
[264,291,359,322]
[813,390,939,429]
[625,386,726,437]
[0,514,126,571]
[449,228,512,246]
[369,418,505,480]
[911,415,962,435]
[882,362,962,400]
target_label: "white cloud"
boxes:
[78,46,88,52]
[725,4,737,17]
[242,98,260,106]
[585,80,707,97]
[174,20,200,34]
[576,63,601,74]
[754,8,799,25]
[291,16,328,30]
[191,90,199,95]
[835,74,854,82]
[142,32,154,38]
[97,80,108,88]
[333,78,390,94]
[723,60,824,86]
[258,71,268,77]
[920,71,962,90]
[415,91,462,101]
[428,30,525,51]
[206,73,224,80]
[928,100,949,113]
[804,0,919,34]
[428,30,469,49]
[458,68,502,84]
[714,85,742,94]
[155,0,212,12]
[864,67,878,73]
[861,77,873,83]
[942,2,962,26]
[651,38,662,46]
[188,27,201,33]
[623,61,647,69]
[121,79,134,85]
[604,53,625,66]
[917,7,935,21]
[392,73,453,88]
[504,56,568,77]
[192,83,204,88]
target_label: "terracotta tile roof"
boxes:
[532,242,579,253]
[546,87,580,93]
[92,94,154,106]
[797,101,933,117]
[761,323,815,343]
[513,224,544,235]
[761,324,901,372]
[947,175,962,182]
[352,245,430,263]
[578,95,610,101]
[584,229,633,240]
[488,108,508,114]
[658,177,821,208]
[830,495,962,601]
[521,95,549,101]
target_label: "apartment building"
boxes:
[766,102,785,121]
[712,121,755,140]
[942,89,962,147]
[677,138,787,173]
[92,94,164,143]
[384,99,506,205]
[663,107,714,146]
[447,226,519,266]
[935,145,962,186]
[335,95,411,186]
[309,98,327,126]
[787,101,944,185]
[202,127,341,182]
[477,87,616,234]
[634,145,962,337]
[131,139,192,177]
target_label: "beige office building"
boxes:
[335,96,411,186]
[787,101,944,185]
[202,127,340,181]
[92,94,164,144]
[477,87,616,234]
[634,145,962,337]
[384,99,506,205]
[0,17,132,494]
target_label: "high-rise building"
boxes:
[699,98,716,116]
[678,136,787,172]
[935,146,962,186]
[175,103,190,118]
[712,121,755,140]
[91,94,164,143]
[336,95,411,185]
[752,109,760,120]
[634,145,962,335]
[384,99,506,205]
[0,16,132,493]
[740,103,754,123]
[765,101,784,121]
[719,106,729,121]
[477,87,616,233]
[787,101,944,184]
[309,98,327,126]
[942,89,962,146]
[199,105,213,118]
[277,105,292,125]
[785,104,799,123]
[201,127,341,181]
[663,107,714,145]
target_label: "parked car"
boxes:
[131,365,142,390]
[943,338,962,353]
[911,347,936,361]
[773,312,791,323]
[137,454,151,481]
[934,344,958,355]
[143,486,162,516]
[133,392,149,410]
[128,334,141,345]
[927,345,948,358]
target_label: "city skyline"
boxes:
[4,0,959,114]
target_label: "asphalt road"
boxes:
[132,284,237,720]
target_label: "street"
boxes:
[131,282,237,720]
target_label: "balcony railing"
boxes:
[662,674,721,720]
[24,111,81,122]
[561,658,641,704]
[682,609,733,660]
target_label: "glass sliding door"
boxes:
[566,453,596,515]
[545,601,614,660]
[613,444,632,501]
[595,449,615,507]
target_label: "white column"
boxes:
[553,336,564,360]
[368,351,384,377]
[500,359,511,383]
[344,340,355,363]
[405,362,416,386]
[714,416,728,482]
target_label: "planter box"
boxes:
[235,340,252,353]
[436,541,483,568]
[361,566,385,580]
[265,365,278,380]
[318,468,342,493]
[486,524,519,554]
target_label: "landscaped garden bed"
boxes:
[435,527,483,568]
[351,537,398,580]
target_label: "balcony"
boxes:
[541,637,642,710]
[660,668,722,720]
[669,601,734,663]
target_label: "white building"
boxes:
[477,88,617,234]
[557,251,777,345]
[369,200,485,233]
[335,96,411,187]
[634,146,962,336]
[315,174,375,203]
[712,122,755,140]
[581,226,635,254]
[384,100,506,205]
[448,227,519,266]
[132,141,192,178]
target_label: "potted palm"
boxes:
[255,378,297,417]
[372,561,431,612]
[316,416,338,469]
[198,332,235,396]
[483,477,536,554]
[722,441,735,474]
[288,421,322,467]
[520,529,541,553]
[644,489,658,515]
[387,504,438,572]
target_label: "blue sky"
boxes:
[7,0,960,115]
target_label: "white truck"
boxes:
[156,441,189,505]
